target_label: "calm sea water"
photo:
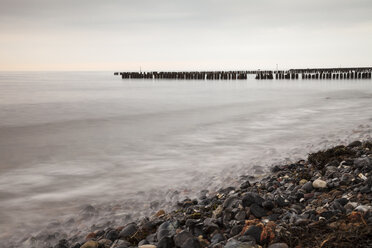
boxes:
[0,72,371,245]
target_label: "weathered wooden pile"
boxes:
[114,67,372,80]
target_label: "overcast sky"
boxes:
[0,0,371,71]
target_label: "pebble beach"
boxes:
[20,139,372,248]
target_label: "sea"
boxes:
[0,71,371,246]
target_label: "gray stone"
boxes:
[158,236,174,248]
[268,243,289,248]
[174,230,194,247]
[181,237,201,248]
[119,223,138,239]
[312,179,327,189]
[157,220,179,241]
[301,181,313,193]
[250,204,267,218]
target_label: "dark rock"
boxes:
[105,229,119,241]
[250,204,267,218]
[320,210,336,219]
[71,243,81,248]
[295,192,304,200]
[340,174,353,185]
[335,198,348,206]
[354,157,371,168]
[119,223,138,239]
[348,141,362,148]
[54,239,69,248]
[240,181,251,189]
[268,214,281,221]
[271,165,282,172]
[243,225,262,244]
[158,236,175,248]
[242,193,264,207]
[223,210,233,223]
[174,230,194,247]
[235,210,246,221]
[181,237,201,248]
[185,219,198,229]
[223,196,240,209]
[157,220,179,241]
[230,225,243,236]
[275,196,288,207]
[262,200,274,210]
[304,193,314,199]
[225,238,256,248]
[360,185,371,193]
[301,181,313,192]
[203,218,219,233]
[211,233,225,244]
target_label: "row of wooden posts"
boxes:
[114,68,372,80]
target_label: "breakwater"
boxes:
[114,67,372,80]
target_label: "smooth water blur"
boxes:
[0,72,371,244]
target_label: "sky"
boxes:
[0,0,371,71]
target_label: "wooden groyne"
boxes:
[114,67,372,80]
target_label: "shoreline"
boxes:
[23,139,372,248]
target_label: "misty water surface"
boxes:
[0,72,371,244]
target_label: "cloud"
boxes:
[0,0,371,70]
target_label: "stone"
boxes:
[139,245,156,248]
[301,181,313,193]
[354,157,371,168]
[181,237,201,248]
[80,240,99,248]
[211,233,225,244]
[235,210,246,221]
[223,196,240,209]
[268,243,289,248]
[355,205,371,213]
[275,196,289,207]
[203,218,219,233]
[262,200,274,210]
[71,243,81,248]
[85,232,96,240]
[340,174,353,185]
[54,239,69,248]
[230,225,243,236]
[304,193,314,199]
[213,205,223,218]
[320,210,336,219]
[157,220,179,241]
[250,204,267,218]
[155,209,166,217]
[268,214,281,221]
[299,179,308,186]
[242,193,264,207]
[174,230,194,247]
[105,229,119,241]
[119,223,138,239]
[335,198,348,206]
[312,179,327,189]
[138,239,149,246]
[110,240,131,248]
[98,239,113,248]
[348,141,362,148]
[243,225,262,244]
[224,239,257,248]
[359,185,371,193]
[158,236,174,248]
[240,181,251,189]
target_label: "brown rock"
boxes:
[80,240,99,248]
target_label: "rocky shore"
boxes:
[29,140,372,248]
